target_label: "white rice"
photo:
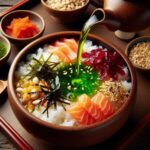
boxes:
[83,40,103,53]
[121,80,132,91]
[16,46,60,77]
[32,105,76,126]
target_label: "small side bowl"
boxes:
[0,35,11,66]
[125,36,150,71]
[0,10,45,45]
[41,0,90,24]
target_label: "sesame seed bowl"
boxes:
[41,0,90,24]
[125,36,150,72]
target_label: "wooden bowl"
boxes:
[8,31,137,148]
[0,35,11,66]
[41,0,90,24]
[125,36,150,72]
[0,10,45,45]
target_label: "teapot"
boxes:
[91,0,150,39]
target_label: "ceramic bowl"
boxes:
[0,35,11,66]
[0,10,45,45]
[125,36,150,71]
[8,31,136,148]
[41,0,90,24]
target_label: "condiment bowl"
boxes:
[41,0,90,24]
[0,35,11,66]
[0,10,45,45]
[125,36,150,72]
[8,31,136,148]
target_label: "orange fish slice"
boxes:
[55,41,77,60]
[92,92,115,118]
[64,38,78,53]
[67,103,95,125]
[48,45,71,63]
[78,94,104,122]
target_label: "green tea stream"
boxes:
[58,13,104,99]
[77,14,103,75]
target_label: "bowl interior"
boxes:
[0,35,10,60]
[1,10,45,40]
[9,31,136,130]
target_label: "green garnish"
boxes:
[0,42,7,59]
[58,63,100,101]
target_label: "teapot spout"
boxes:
[91,8,121,31]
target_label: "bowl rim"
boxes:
[125,36,150,71]
[8,31,136,131]
[0,34,11,61]
[0,10,45,41]
[41,0,90,12]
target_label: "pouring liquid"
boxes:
[59,10,105,100]
[77,11,104,75]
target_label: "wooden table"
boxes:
[0,2,150,150]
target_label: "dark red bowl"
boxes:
[8,31,137,148]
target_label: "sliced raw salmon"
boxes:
[91,92,115,118]
[55,41,77,60]
[63,38,78,53]
[67,103,95,125]
[78,94,104,122]
[67,94,104,125]
[48,45,71,63]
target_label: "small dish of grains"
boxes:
[41,0,90,24]
[126,36,150,71]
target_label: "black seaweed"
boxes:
[36,76,70,117]
[26,54,70,117]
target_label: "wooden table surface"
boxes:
[0,2,150,150]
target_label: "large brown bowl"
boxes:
[8,31,137,148]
